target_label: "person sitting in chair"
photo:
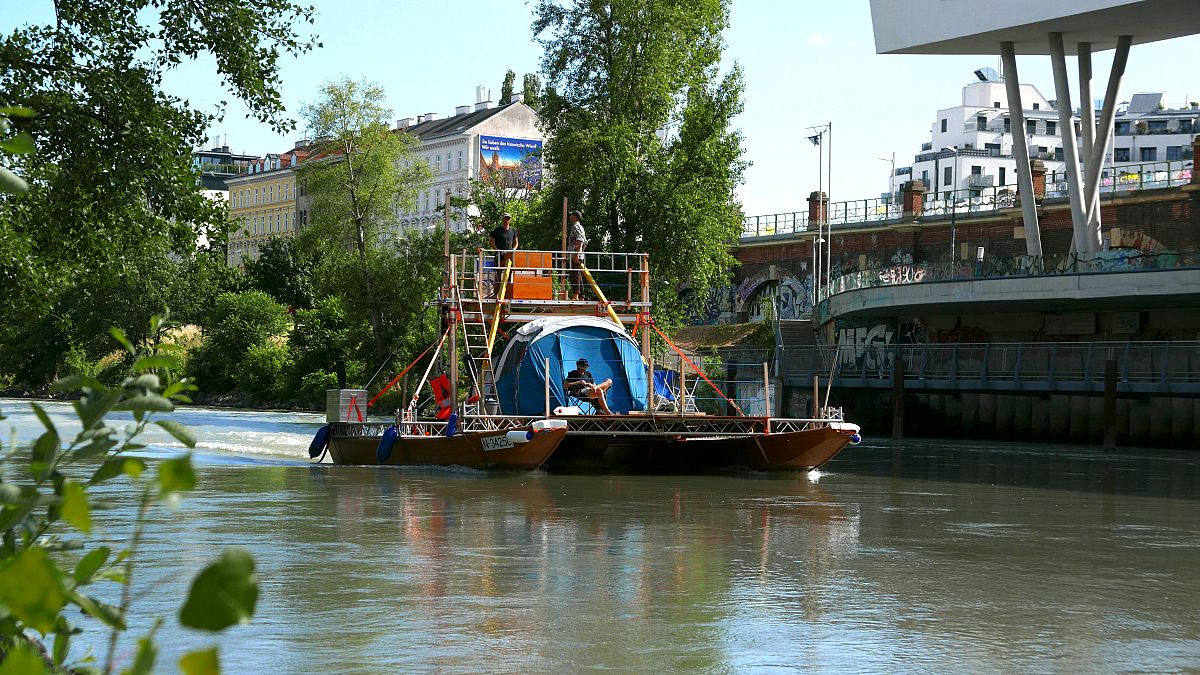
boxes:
[565,358,613,415]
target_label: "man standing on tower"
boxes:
[566,210,587,301]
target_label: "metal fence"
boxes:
[742,159,1195,240]
[819,250,1200,304]
[780,341,1200,395]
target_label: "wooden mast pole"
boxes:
[445,193,458,426]
[641,254,652,412]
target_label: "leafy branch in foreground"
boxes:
[0,313,257,674]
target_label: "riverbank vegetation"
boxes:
[0,0,747,413]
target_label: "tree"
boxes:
[0,1,317,385]
[522,72,542,108]
[531,0,747,316]
[298,77,431,363]
[500,69,517,104]
[245,236,317,310]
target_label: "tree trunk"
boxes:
[356,217,387,363]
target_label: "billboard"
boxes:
[479,135,542,188]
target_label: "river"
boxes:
[3,398,1199,672]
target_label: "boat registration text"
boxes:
[480,435,514,452]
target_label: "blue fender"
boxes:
[376,425,399,464]
[308,425,331,459]
[445,412,457,438]
[849,433,862,445]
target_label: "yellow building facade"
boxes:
[226,148,307,267]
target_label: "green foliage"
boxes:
[178,548,258,632]
[289,297,355,394]
[189,291,290,395]
[244,237,317,310]
[238,341,293,402]
[0,315,257,672]
[500,70,516,104]
[0,0,313,386]
[298,77,432,362]
[0,104,35,194]
[522,73,542,108]
[532,0,747,321]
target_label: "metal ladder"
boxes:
[455,254,500,419]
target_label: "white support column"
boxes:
[1000,42,1042,257]
[1078,42,1096,203]
[1048,32,1092,252]
[1084,35,1132,244]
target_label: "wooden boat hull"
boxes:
[548,426,853,472]
[327,427,565,470]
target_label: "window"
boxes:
[436,154,441,172]
[1180,119,1194,134]
[1032,103,1040,110]
[1116,121,1131,136]
[435,188,441,207]
[993,101,1000,108]
[985,142,1001,156]
[458,150,463,170]
[999,167,1006,186]
[1026,120,1037,135]
[1046,121,1056,136]
[976,115,987,131]
[1003,118,1011,133]
[1115,148,1130,162]
[921,170,929,184]
[424,191,430,212]
[269,185,275,202]
[971,165,982,175]
[1140,147,1157,161]
[943,166,952,187]
[1054,147,1064,161]
[940,119,947,133]
[1148,120,1167,133]
[1167,146,1182,161]
[255,188,260,204]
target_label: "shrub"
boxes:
[237,339,292,402]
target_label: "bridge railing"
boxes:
[741,159,1195,241]
[817,250,1200,310]
[780,341,1200,394]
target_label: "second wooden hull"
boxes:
[547,426,853,472]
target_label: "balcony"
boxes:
[967,174,994,188]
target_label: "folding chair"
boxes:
[653,369,679,412]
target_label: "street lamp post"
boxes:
[942,146,960,260]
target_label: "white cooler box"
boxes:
[326,389,369,423]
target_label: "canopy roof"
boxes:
[870,0,1200,55]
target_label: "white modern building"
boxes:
[870,0,1200,256]
[903,78,1197,203]
[907,75,1066,201]
[393,87,543,233]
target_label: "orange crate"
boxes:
[511,275,554,300]
[513,250,552,270]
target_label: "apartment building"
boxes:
[225,143,309,267]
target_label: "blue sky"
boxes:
[5,1,1198,216]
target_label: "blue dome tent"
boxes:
[493,317,647,415]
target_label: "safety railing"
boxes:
[450,249,650,308]
[819,250,1200,304]
[779,341,1200,395]
[741,159,1195,241]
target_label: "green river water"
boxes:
[3,398,1198,673]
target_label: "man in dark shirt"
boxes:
[564,357,613,415]
[487,212,519,298]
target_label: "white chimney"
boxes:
[396,117,414,129]
[474,100,493,111]
[425,112,437,121]
[455,105,470,116]
[416,114,426,123]
[475,85,488,104]
[511,92,524,104]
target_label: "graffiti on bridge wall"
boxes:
[835,318,929,374]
